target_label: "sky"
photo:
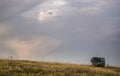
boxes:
[0,0,120,66]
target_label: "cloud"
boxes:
[21,0,68,22]
[0,25,7,35]
[52,0,66,6]
[38,9,62,21]
[40,0,67,8]
[0,23,11,36]
[0,0,45,22]
[3,36,62,60]
[0,0,120,65]
[21,0,115,23]
[69,0,111,14]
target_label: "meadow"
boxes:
[0,59,120,76]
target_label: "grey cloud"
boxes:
[0,0,45,22]
[0,0,120,66]
[42,0,120,65]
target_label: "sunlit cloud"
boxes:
[38,9,62,21]
[22,0,68,22]
[40,0,67,8]
[52,0,66,6]
[0,23,10,35]
[37,0,67,21]
[3,37,62,60]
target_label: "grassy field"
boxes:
[0,59,120,76]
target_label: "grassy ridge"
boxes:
[0,59,120,76]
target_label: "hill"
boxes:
[0,59,120,76]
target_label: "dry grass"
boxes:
[0,59,120,76]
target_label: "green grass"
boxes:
[0,59,120,76]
